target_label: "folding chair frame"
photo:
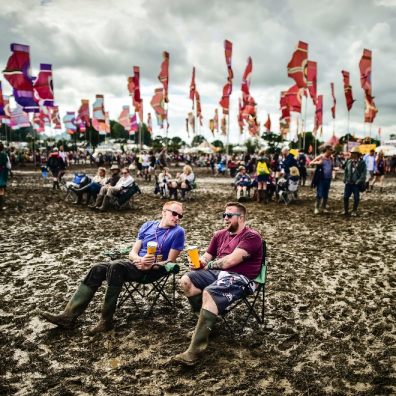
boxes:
[221,240,267,336]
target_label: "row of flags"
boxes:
[0,41,380,139]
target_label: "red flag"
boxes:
[158,51,169,102]
[189,67,196,106]
[130,113,138,134]
[221,116,227,135]
[33,63,54,107]
[280,91,290,121]
[364,95,378,123]
[286,84,302,113]
[147,112,152,133]
[118,105,131,131]
[287,41,308,88]
[306,61,317,105]
[3,43,33,91]
[195,91,203,126]
[264,114,271,132]
[224,40,233,80]
[238,98,244,134]
[150,88,166,127]
[219,81,232,114]
[359,49,372,97]
[330,82,336,119]
[50,106,61,129]
[241,56,252,96]
[314,94,323,134]
[341,70,355,112]
[78,99,91,128]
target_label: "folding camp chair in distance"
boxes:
[103,247,180,317]
[221,240,268,335]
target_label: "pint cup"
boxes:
[187,245,200,269]
[147,241,158,255]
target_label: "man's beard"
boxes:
[226,222,238,233]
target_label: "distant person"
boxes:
[46,148,66,190]
[0,142,12,211]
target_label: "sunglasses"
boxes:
[165,209,183,219]
[222,212,241,219]
[121,172,128,175]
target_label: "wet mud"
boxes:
[1,168,395,395]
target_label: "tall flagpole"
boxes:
[302,93,308,152]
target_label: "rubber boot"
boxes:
[322,198,329,213]
[52,181,57,191]
[263,190,269,204]
[236,189,241,201]
[341,198,349,215]
[0,196,5,211]
[40,283,96,328]
[314,199,321,215]
[256,189,262,202]
[89,285,122,335]
[90,194,104,209]
[181,188,187,200]
[173,309,218,366]
[74,193,83,205]
[188,294,203,317]
[55,181,60,190]
[98,195,111,211]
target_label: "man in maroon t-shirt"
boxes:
[173,202,262,366]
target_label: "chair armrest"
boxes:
[164,262,180,274]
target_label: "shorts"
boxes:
[187,270,254,315]
[257,174,269,183]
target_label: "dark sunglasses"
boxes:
[165,209,183,219]
[121,172,128,175]
[222,212,241,219]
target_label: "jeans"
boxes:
[344,183,360,211]
[316,178,332,200]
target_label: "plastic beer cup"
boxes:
[147,241,158,255]
[187,245,200,269]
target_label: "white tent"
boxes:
[375,145,396,156]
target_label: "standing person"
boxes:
[342,147,367,216]
[0,142,12,211]
[310,145,335,215]
[173,202,262,366]
[371,151,385,192]
[363,149,377,191]
[280,147,298,177]
[46,148,66,190]
[40,201,185,334]
[255,153,271,203]
[297,152,308,186]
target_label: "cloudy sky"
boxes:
[1,0,396,143]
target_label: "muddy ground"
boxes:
[0,166,395,395]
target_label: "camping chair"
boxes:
[103,246,180,317]
[111,182,141,210]
[221,240,268,335]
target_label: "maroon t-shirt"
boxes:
[206,227,263,279]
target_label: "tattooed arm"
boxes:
[207,248,250,270]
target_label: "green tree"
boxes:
[168,136,184,152]
[211,140,224,151]
[261,132,285,153]
[133,123,152,147]
[191,134,206,147]
[110,120,129,141]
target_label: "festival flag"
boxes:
[33,63,54,107]
[224,40,233,80]
[287,41,308,88]
[307,61,317,105]
[158,51,170,102]
[238,98,244,134]
[241,56,252,96]
[189,67,196,107]
[118,105,131,131]
[221,116,227,135]
[209,119,215,135]
[330,82,336,119]
[219,81,232,115]
[10,106,30,129]
[78,99,90,129]
[63,111,77,134]
[188,112,195,133]
[264,114,271,132]
[286,84,303,113]
[92,95,105,122]
[50,106,61,129]
[313,95,323,135]
[247,115,259,137]
[185,118,189,135]
[341,70,355,111]
[130,113,138,134]
[150,88,167,127]
[147,112,152,133]
[104,112,110,134]
[364,96,378,123]
[213,108,219,133]
[280,91,290,121]
[0,81,5,117]
[195,91,203,126]
[33,111,45,132]
[359,49,372,97]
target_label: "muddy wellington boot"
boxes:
[90,194,104,209]
[0,196,5,211]
[256,189,262,202]
[89,285,122,335]
[40,283,96,328]
[340,199,349,215]
[322,198,329,213]
[314,199,321,215]
[188,294,203,317]
[98,195,111,211]
[173,309,218,366]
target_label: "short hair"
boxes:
[225,202,247,216]
[163,201,183,210]
[323,145,333,153]
[98,167,106,174]
[121,167,129,173]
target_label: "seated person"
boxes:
[40,201,185,334]
[72,167,107,205]
[234,166,251,200]
[169,165,195,200]
[173,202,262,366]
[92,167,133,211]
[157,167,172,198]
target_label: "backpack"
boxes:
[257,161,270,175]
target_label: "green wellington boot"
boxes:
[173,309,218,366]
[40,283,96,328]
[188,294,203,317]
[88,285,122,335]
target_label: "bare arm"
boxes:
[128,240,155,270]
[206,248,249,270]
[309,155,323,165]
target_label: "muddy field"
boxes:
[1,166,395,396]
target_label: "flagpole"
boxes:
[347,111,350,150]
[226,113,230,156]
[302,93,307,152]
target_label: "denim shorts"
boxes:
[187,270,254,314]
